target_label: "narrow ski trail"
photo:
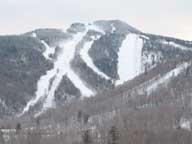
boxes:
[80,35,110,80]
[21,28,94,115]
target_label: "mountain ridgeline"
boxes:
[0,20,192,117]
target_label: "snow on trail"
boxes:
[116,33,143,85]
[146,62,190,94]
[41,40,55,60]
[162,41,192,51]
[21,28,94,115]
[44,33,94,109]
[31,33,55,60]
[88,24,105,35]
[67,68,94,97]
[80,36,110,80]
[21,65,59,115]
[31,33,37,38]
[111,23,116,33]
[0,98,7,110]
[180,118,191,130]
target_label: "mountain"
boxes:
[0,20,192,117]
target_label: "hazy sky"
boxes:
[0,0,191,40]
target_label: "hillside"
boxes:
[0,20,192,117]
[0,20,192,144]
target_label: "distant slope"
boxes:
[0,20,192,116]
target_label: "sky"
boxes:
[0,0,191,40]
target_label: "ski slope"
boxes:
[21,29,94,115]
[0,98,7,110]
[80,36,110,80]
[111,23,116,33]
[116,33,143,85]
[88,24,105,35]
[162,41,192,51]
[31,32,37,38]
[146,62,190,94]
[41,40,55,60]
[43,34,94,111]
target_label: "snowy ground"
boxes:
[116,33,143,85]
[111,23,116,33]
[162,41,192,51]
[146,62,190,94]
[21,24,108,116]
[41,40,55,60]
[80,36,110,80]
[142,51,163,72]
[43,32,94,110]
[0,98,7,109]
[88,24,105,35]
[31,32,37,38]
[21,30,94,116]
[180,118,191,130]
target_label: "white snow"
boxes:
[140,35,150,40]
[1,129,16,133]
[67,68,94,97]
[80,36,110,80]
[180,118,191,130]
[41,31,94,110]
[41,40,55,60]
[142,51,163,72]
[111,23,116,33]
[31,32,37,38]
[146,62,190,94]
[116,34,143,85]
[21,67,58,115]
[0,98,7,109]
[88,24,105,35]
[21,28,94,116]
[162,41,192,51]
[21,23,113,116]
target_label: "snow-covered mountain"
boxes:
[0,20,192,116]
